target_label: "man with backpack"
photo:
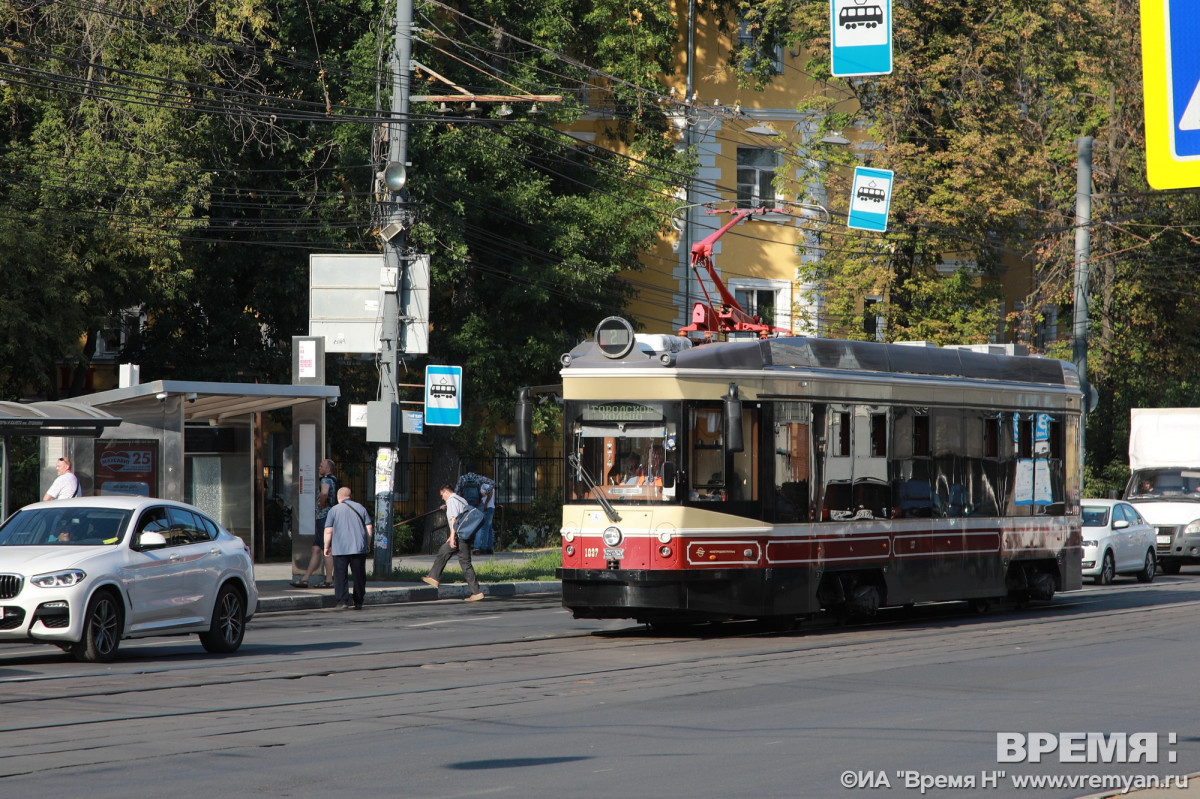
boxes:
[455,465,496,555]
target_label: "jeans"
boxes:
[473,507,496,552]
[428,535,480,593]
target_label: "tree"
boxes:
[0,0,294,397]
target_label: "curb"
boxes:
[255,581,562,613]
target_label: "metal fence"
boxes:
[347,455,563,531]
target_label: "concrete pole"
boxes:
[374,0,414,578]
[1073,136,1093,455]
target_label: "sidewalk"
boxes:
[252,550,561,613]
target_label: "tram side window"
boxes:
[773,402,811,522]
[1034,414,1066,515]
[891,407,934,518]
[815,404,854,520]
[852,407,889,519]
[690,404,725,497]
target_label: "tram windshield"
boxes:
[566,400,680,504]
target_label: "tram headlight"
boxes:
[659,546,672,557]
[657,528,673,544]
[602,527,623,547]
[565,545,575,556]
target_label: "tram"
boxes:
[517,317,1083,627]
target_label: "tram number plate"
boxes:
[1157,534,1172,545]
[603,547,624,559]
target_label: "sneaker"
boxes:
[465,592,485,602]
[334,603,348,610]
[421,576,439,588]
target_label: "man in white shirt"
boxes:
[44,457,81,501]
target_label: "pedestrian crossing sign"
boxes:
[1141,0,1200,189]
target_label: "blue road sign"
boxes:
[1141,0,1200,188]
[424,365,463,427]
[831,0,892,77]
[847,167,894,232]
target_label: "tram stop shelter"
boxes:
[44,380,340,562]
[0,400,124,519]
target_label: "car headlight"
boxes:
[1082,539,1097,548]
[602,527,623,547]
[1184,520,1200,535]
[30,569,86,588]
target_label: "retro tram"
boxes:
[517,316,1083,627]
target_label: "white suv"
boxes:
[0,496,257,662]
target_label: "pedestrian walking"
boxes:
[292,458,338,588]
[43,457,82,501]
[422,484,485,601]
[323,486,372,610]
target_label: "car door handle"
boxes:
[209,548,221,555]
[169,553,181,561]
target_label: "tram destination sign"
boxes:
[581,402,664,422]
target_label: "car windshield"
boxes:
[1127,469,1200,499]
[0,507,132,546]
[1081,506,1110,527]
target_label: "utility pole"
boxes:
[372,0,415,579]
[1073,136,1093,453]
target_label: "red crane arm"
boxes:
[678,207,792,339]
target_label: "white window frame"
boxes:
[736,147,782,209]
[728,278,792,333]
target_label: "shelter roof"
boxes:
[75,380,340,425]
[0,401,122,437]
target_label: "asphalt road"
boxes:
[3,578,1200,799]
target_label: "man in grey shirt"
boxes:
[323,486,373,610]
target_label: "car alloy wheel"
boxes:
[1136,549,1156,583]
[1096,550,1115,585]
[71,591,123,663]
[200,584,246,654]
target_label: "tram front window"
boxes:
[566,401,680,504]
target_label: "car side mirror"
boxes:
[137,531,168,550]
[1113,520,1129,530]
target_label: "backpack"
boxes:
[459,475,483,508]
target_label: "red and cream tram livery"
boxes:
[519,318,1083,626]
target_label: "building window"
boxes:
[863,296,884,341]
[737,21,783,74]
[735,288,777,328]
[737,147,780,208]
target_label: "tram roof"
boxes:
[567,335,1079,388]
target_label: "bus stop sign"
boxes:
[1141,0,1200,189]
[424,365,463,427]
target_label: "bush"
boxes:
[392,523,416,555]
[500,491,561,549]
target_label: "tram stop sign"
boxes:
[830,0,893,77]
[1141,0,1200,189]
[424,365,463,427]
[847,167,895,232]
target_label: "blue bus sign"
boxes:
[1141,0,1200,189]
[831,0,892,77]
[424,365,463,427]
[847,167,894,232]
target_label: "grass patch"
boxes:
[380,548,561,583]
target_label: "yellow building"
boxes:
[568,3,1043,347]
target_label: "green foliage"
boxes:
[392,523,416,555]
[500,490,563,549]
[382,549,561,583]
[1084,459,1130,501]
